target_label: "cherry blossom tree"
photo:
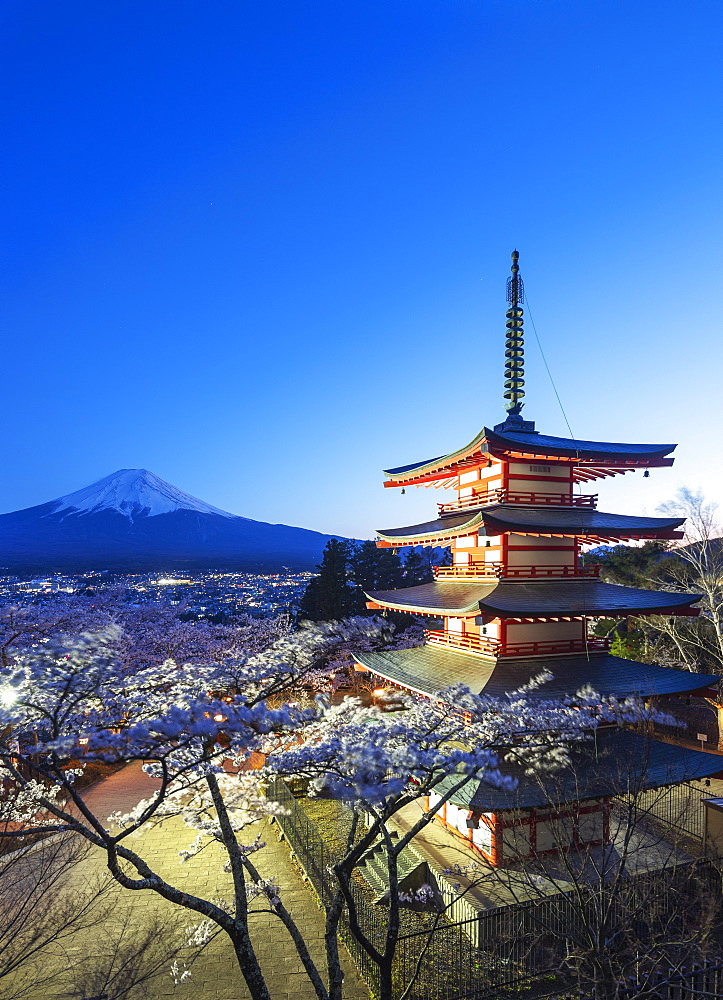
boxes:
[0,618,656,1000]
[264,678,659,1000]
[0,592,292,672]
[0,618,413,999]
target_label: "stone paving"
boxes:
[11,764,370,1000]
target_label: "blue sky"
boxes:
[2,1,722,538]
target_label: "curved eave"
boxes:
[366,582,496,617]
[477,580,701,618]
[378,505,686,545]
[383,429,487,483]
[376,511,484,546]
[365,580,701,618]
[382,426,676,489]
[354,646,720,701]
[480,505,685,540]
[484,427,677,463]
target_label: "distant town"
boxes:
[0,569,316,618]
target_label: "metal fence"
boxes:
[619,962,723,999]
[614,780,708,847]
[267,779,723,1000]
[543,962,723,1000]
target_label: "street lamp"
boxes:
[0,687,18,708]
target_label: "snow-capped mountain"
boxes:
[0,470,344,571]
[52,469,237,521]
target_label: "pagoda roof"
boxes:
[484,426,676,462]
[434,729,723,812]
[368,581,496,616]
[366,580,700,617]
[475,505,683,538]
[377,505,684,545]
[354,645,719,701]
[377,510,486,545]
[383,425,676,486]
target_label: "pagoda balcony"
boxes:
[425,629,500,656]
[433,563,601,580]
[424,629,613,658]
[500,636,613,657]
[437,490,598,515]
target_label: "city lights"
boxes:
[0,569,316,617]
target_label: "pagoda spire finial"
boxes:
[504,250,525,416]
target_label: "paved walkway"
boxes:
[14,764,369,1000]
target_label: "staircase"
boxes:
[356,830,438,908]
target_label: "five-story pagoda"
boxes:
[355,252,722,866]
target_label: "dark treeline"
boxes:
[298,539,449,621]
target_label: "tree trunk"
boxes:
[591,956,620,1000]
[231,926,273,1000]
[377,961,394,1000]
[324,891,346,1000]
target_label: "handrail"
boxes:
[433,564,601,580]
[425,630,500,656]
[438,490,598,515]
[500,636,612,656]
[433,564,501,578]
[424,630,612,658]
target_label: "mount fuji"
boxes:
[0,470,345,571]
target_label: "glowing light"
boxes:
[0,687,18,708]
[78,737,89,746]
[213,714,225,722]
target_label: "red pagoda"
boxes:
[355,252,722,867]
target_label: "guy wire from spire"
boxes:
[504,250,525,414]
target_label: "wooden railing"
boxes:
[500,636,612,657]
[424,629,612,658]
[433,564,500,579]
[425,630,500,656]
[437,490,597,515]
[433,563,601,580]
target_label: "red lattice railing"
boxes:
[433,563,600,580]
[424,630,500,656]
[437,490,597,515]
[424,629,612,658]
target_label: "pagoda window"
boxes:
[447,617,464,633]
[456,535,476,548]
[459,487,474,497]
[453,551,471,565]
